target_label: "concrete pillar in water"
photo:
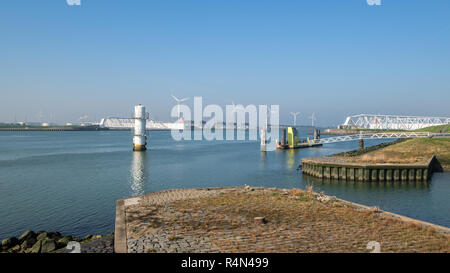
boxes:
[379,169,386,182]
[260,129,267,151]
[364,169,371,181]
[416,169,423,181]
[340,167,347,180]
[386,169,393,181]
[281,128,287,146]
[357,169,365,181]
[401,169,408,181]
[332,167,339,180]
[371,169,378,182]
[393,169,400,180]
[324,167,331,179]
[409,169,416,181]
[349,168,355,181]
[133,105,147,151]
[318,166,324,179]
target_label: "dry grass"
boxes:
[338,138,450,169]
[289,189,304,195]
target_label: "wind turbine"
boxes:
[171,95,189,119]
[290,112,300,126]
[309,112,316,127]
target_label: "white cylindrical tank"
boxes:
[133,105,147,151]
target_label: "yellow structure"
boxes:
[287,127,300,148]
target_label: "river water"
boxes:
[0,130,449,239]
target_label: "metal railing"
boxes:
[319,132,434,144]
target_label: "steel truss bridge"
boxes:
[99,117,184,130]
[341,114,450,130]
[319,132,450,144]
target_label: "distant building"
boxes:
[26,122,43,126]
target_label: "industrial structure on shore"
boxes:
[100,117,184,130]
[339,114,450,130]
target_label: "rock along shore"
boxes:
[0,230,114,253]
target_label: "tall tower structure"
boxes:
[133,105,148,151]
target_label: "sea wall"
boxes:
[301,156,440,182]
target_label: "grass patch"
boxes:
[415,124,450,133]
[337,138,450,170]
[333,139,406,157]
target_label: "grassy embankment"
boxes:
[335,138,450,171]
[415,124,450,133]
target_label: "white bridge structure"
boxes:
[319,132,450,144]
[341,114,450,130]
[100,117,184,130]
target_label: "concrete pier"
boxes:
[115,186,450,253]
[301,156,440,182]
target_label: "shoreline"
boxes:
[1,230,114,253]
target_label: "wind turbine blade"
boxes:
[180,98,189,102]
[171,95,180,102]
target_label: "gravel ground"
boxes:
[128,230,220,253]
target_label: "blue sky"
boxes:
[1,0,449,126]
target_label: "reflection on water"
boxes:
[286,149,299,170]
[129,151,148,196]
[260,151,267,169]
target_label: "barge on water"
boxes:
[276,127,323,150]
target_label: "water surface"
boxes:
[0,130,449,239]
